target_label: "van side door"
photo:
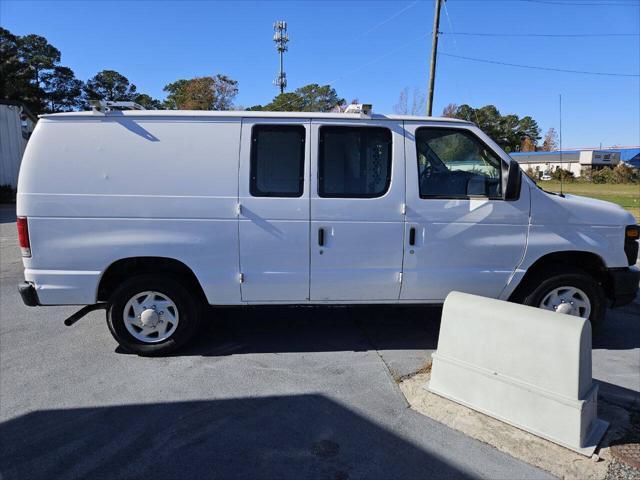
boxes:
[309,119,405,301]
[238,119,311,301]
[401,123,530,301]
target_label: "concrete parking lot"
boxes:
[1,204,638,479]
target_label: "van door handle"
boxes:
[318,228,325,247]
[409,227,416,246]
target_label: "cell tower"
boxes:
[273,21,289,94]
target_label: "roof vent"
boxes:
[344,103,373,116]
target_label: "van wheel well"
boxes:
[509,251,610,302]
[97,257,207,304]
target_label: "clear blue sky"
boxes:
[2,0,639,148]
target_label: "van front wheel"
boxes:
[518,266,606,326]
[106,274,202,356]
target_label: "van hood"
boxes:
[532,188,636,227]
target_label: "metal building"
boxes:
[0,100,37,188]
[510,149,621,178]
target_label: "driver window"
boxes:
[415,128,502,198]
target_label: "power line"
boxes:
[439,51,640,77]
[448,0,639,4]
[441,31,640,37]
[357,1,419,38]
[521,0,640,6]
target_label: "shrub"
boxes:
[551,168,574,181]
[613,163,638,183]
[592,167,614,184]
[524,167,537,180]
[590,164,638,184]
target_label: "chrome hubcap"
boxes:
[539,286,591,319]
[140,308,160,327]
[123,291,179,343]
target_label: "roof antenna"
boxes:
[559,93,564,197]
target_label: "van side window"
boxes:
[319,126,392,198]
[416,128,503,198]
[250,125,305,197]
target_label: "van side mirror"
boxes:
[504,161,522,201]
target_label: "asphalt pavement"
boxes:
[1,203,637,480]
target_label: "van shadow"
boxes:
[159,301,638,358]
[0,395,472,480]
[178,305,442,358]
[111,116,159,141]
[595,379,640,452]
[592,301,640,351]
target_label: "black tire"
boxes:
[106,274,202,356]
[516,265,606,327]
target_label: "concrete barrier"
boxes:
[428,291,608,456]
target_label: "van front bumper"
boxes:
[608,266,640,307]
[19,282,40,307]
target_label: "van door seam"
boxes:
[399,120,408,300]
[236,118,244,300]
[499,182,532,299]
[307,119,312,301]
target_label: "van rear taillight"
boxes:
[17,217,31,257]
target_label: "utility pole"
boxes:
[426,0,443,116]
[273,21,289,94]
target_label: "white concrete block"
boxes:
[428,291,608,456]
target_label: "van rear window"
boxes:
[250,125,305,197]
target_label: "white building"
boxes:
[1,101,37,188]
[511,149,621,178]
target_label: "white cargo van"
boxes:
[17,105,639,355]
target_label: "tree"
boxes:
[499,114,521,151]
[18,34,61,86]
[42,66,83,112]
[134,93,164,110]
[293,84,344,112]
[181,77,216,110]
[163,75,238,110]
[211,74,238,110]
[517,116,541,143]
[0,27,40,110]
[263,92,305,111]
[446,103,542,153]
[520,136,536,152]
[83,70,137,102]
[442,103,458,118]
[394,87,425,116]
[251,83,344,112]
[163,79,189,109]
[541,127,559,151]
[2,28,85,114]
[394,88,408,115]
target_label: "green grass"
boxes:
[537,181,639,221]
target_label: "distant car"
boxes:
[540,173,552,181]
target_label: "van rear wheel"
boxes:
[518,266,606,326]
[106,274,202,356]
